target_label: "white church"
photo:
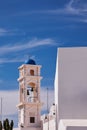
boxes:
[15,47,87,130]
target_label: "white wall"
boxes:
[58,119,87,130]
[54,49,59,130]
[55,47,87,122]
[42,119,55,130]
[19,127,41,130]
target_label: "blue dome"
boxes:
[25,59,36,65]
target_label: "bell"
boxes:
[31,88,33,92]
[27,90,30,95]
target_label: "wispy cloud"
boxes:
[43,0,87,17]
[15,0,87,16]
[0,28,9,36]
[0,38,57,64]
[0,38,56,55]
[82,19,87,23]
[20,0,87,23]
[12,0,87,24]
[0,58,24,64]
[63,0,79,15]
[0,28,25,36]
[45,0,87,23]
[65,0,87,15]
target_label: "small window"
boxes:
[30,117,35,123]
[30,70,34,76]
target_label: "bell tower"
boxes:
[17,59,42,130]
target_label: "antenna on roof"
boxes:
[1,97,2,122]
[47,87,49,130]
[47,87,49,113]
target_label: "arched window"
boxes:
[27,82,37,102]
[30,70,34,76]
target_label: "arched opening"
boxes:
[29,82,35,87]
[27,82,37,102]
[30,69,34,76]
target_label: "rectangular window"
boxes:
[30,117,35,123]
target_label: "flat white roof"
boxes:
[60,119,87,127]
[13,128,19,130]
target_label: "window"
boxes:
[53,113,55,115]
[30,117,35,123]
[30,70,34,76]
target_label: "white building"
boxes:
[55,47,87,130]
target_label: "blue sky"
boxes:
[0,0,87,127]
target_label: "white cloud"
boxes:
[65,0,87,15]
[0,55,36,64]
[0,90,18,116]
[0,28,25,36]
[64,0,79,15]
[49,0,87,23]
[41,87,54,112]
[0,28,16,36]
[0,57,24,64]
[44,0,87,16]
[25,0,87,23]
[17,0,87,16]
[0,28,8,33]
[0,38,57,64]
[82,19,87,23]
[0,38,56,55]
[12,0,87,24]
[0,28,8,36]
